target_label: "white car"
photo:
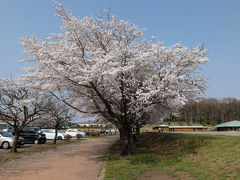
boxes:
[65,129,86,138]
[42,129,66,140]
[0,131,25,149]
[110,129,118,133]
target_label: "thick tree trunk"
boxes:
[53,128,58,144]
[119,128,124,142]
[11,131,20,153]
[136,125,141,136]
[120,127,133,155]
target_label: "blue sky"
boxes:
[0,0,240,99]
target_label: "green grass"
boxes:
[104,132,240,180]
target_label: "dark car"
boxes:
[98,129,105,134]
[19,126,46,144]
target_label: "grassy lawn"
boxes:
[0,139,83,165]
[104,132,240,180]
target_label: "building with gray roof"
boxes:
[214,120,240,131]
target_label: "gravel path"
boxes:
[0,136,119,180]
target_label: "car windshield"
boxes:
[0,131,13,137]
[34,128,42,133]
[37,130,43,133]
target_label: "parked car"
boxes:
[98,129,105,134]
[42,129,66,140]
[0,131,25,149]
[105,129,110,134]
[98,129,110,134]
[18,126,46,144]
[58,130,67,134]
[110,129,118,133]
[0,122,14,132]
[65,129,86,138]
[83,129,92,136]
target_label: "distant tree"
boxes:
[0,79,43,152]
[38,96,74,144]
[178,98,240,125]
[19,3,209,154]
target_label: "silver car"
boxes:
[0,131,25,149]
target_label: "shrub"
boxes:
[202,122,206,126]
[76,133,83,139]
[91,131,100,136]
[64,134,72,141]
[187,121,192,126]
[211,122,217,126]
[179,122,183,126]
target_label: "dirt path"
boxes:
[0,136,119,180]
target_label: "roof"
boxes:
[169,126,207,129]
[159,125,169,127]
[157,124,207,128]
[214,120,240,128]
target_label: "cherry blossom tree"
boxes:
[0,79,44,152]
[37,96,74,144]
[19,3,209,154]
